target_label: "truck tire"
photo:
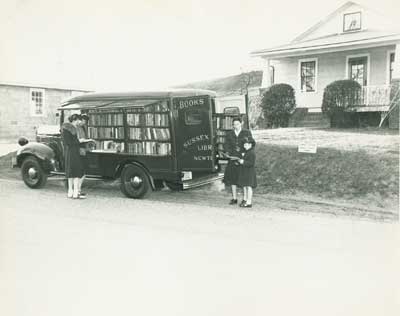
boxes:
[21,156,48,188]
[120,164,151,199]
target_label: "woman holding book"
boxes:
[62,114,86,199]
[223,117,253,205]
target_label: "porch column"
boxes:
[261,58,272,89]
[393,43,400,80]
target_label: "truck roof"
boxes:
[61,89,217,107]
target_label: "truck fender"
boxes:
[115,161,155,190]
[16,142,55,167]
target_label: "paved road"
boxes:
[0,179,399,316]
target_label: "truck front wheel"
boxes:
[21,156,48,188]
[120,164,151,199]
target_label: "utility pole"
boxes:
[244,92,250,129]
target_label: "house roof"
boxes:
[251,31,400,58]
[61,89,217,108]
[250,1,400,58]
[0,80,91,92]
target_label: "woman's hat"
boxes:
[80,114,89,121]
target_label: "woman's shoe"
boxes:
[229,199,238,205]
[239,200,246,207]
[67,191,73,198]
[242,203,252,208]
[73,194,87,199]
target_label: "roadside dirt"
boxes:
[1,168,397,222]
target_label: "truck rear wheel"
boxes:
[21,156,48,188]
[120,164,151,199]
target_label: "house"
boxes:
[0,82,90,140]
[251,1,400,128]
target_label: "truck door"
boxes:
[173,95,215,172]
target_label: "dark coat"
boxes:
[238,148,257,188]
[223,129,253,185]
[62,122,84,178]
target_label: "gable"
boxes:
[293,1,399,43]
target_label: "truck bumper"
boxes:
[182,172,224,190]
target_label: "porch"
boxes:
[349,85,391,112]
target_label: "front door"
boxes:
[173,95,215,172]
[348,56,368,86]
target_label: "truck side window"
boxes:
[185,110,202,125]
[223,107,240,115]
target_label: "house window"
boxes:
[343,12,361,32]
[348,56,368,86]
[389,53,395,82]
[30,88,45,116]
[300,59,317,92]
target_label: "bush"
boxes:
[261,84,296,128]
[322,80,361,127]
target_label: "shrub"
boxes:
[261,84,296,128]
[322,80,361,127]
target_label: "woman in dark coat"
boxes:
[62,114,85,199]
[237,137,257,208]
[223,117,253,205]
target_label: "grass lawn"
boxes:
[252,128,399,210]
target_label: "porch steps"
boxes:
[289,109,330,128]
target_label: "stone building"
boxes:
[0,82,90,140]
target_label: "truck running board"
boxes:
[182,173,224,190]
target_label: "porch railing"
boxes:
[359,85,391,106]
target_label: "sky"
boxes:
[0,0,398,91]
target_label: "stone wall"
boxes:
[0,85,86,140]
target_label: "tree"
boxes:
[261,84,296,128]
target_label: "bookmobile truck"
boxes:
[14,89,248,198]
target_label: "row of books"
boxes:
[216,116,236,130]
[88,127,125,139]
[144,102,169,112]
[89,113,124,126]
[127,113,169,126]
[94,140,125,152]
[215,129,226,144]
[125,102,169,113]
[88,108,124,113]
[127,142,171,156]
[128,127,170,140]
